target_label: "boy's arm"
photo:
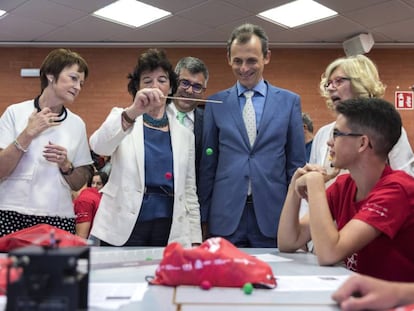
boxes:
[277,168,312,252]
[304,172,380,265]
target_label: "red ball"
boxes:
[200,280,212,290]
[165,172,172,180]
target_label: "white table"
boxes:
[87,247,351,311]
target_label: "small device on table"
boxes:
[6,244,90,310]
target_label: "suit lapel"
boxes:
[194,108,203,157]
[257,84,280,136]
[194,108,203,141]
[131,118,145,189]
[227,87,251,147]
[167,105,184,189]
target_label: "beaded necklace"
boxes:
[34,95,67,122]
[143,112,168,128]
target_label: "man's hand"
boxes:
[332,274,407,311]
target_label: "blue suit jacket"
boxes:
[199,81,306,238]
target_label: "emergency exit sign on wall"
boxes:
[395,91,413,110]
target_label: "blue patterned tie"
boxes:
[243,90,255,195]
[243,91,256,146]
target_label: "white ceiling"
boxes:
[0,0,414,47]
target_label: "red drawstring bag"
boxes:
[0,258,22,296]
[150,237,277,288]
[388,304,414,311]
[0,224,87,252]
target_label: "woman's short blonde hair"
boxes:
[320,54,386,110]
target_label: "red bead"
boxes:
[200,280,212,290]
[165,172,172,180]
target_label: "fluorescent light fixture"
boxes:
[0,9,6,17]
[20,68,40,77]
[93,0,171,28]
[257,0,337,28]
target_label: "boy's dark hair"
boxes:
[335,97,401,158]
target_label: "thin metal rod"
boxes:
[163,95,222,104]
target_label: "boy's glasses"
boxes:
[332,129,372,148]
[332,129,363,140]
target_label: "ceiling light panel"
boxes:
[258,0,337,28]
[93,0,171,28]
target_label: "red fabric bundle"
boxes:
[388,305,414,311]
[151,237,277,288]
[0,258,22,296]
[0,224,87,252]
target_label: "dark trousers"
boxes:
[218,198,277,248]
[100,217,172,247]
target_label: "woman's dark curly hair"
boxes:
[127,49,177,99]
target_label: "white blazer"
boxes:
[89,104,202,247]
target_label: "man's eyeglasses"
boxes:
[324,77,351,90]
[178,79,205,94]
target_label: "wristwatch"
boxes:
[60,162,74,175]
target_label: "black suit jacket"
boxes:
[194,107,204,192]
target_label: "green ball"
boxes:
[205,148,213,156]
[243,282,253,295]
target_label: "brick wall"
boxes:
[1,47,413,146]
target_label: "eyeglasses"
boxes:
[332,129,373,148]
[332,129,363,140]
[178,79,205,94]
[324,77,351,90]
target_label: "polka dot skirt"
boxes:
[0,210,75,237]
